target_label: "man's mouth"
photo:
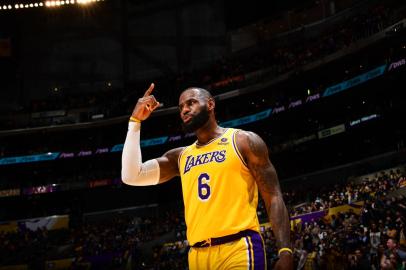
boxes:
[183,115,192,123]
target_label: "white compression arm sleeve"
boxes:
[121,122,160,186]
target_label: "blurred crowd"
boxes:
[284,169,406,216]
[1,165,405,269]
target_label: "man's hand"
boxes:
[131,83,160,121]
[274,253,293,270]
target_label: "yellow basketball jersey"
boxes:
[178,128,260,245]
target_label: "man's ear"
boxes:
[208,98,215,111]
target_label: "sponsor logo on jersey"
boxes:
[217,137,229,145]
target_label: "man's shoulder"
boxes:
[233,129,257,140]
[233,129,266,145]
[164,147,187,160]
[232,128,270,161]
[175,146,188,155]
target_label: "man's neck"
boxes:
[195,120,224,145]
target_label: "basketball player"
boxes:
[122,83,293,269]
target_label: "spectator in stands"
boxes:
[381,238,406,269]
[347,249,369,270]
[370,223,381,258]
[398,174,406,188]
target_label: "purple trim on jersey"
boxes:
[245,237,253,270]
[178,146,188,172]
[232,130,248,167]
[251,233,266,270]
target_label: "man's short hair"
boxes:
[182,87,213,100]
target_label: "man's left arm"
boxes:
[237,131,293,269]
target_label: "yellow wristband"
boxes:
[129,116,141,123]
[278,248,293,256]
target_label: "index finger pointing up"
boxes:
[143,83,155,97]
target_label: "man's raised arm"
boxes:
[121,83,181,186]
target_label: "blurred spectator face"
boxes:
[355,249,362,258]
[386,239,397,250]
[389,253,398,268]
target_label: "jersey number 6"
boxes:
[198,173,211,201]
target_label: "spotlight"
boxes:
[0,0,102,11]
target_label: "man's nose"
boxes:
[181,106,190,115]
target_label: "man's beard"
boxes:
[182,106,210,133]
